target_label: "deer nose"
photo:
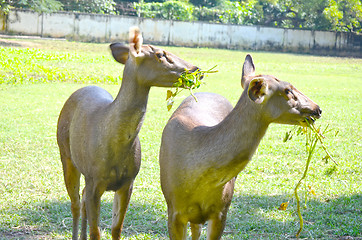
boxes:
[314,107,322,118]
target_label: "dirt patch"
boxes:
[0,38,40,48]
[1,227,50,240]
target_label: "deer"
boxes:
[56,27,200,240]
[159,54,322,240]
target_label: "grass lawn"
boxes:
[0,36,361,240]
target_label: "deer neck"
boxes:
[198,91,270,179]
[106,63,150,144]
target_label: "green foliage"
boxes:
[1,0,116,14]
[0,47,121,84]
[218,1,261,25]
[193,6,228,23]
[324,0,344,30]
[135,0,261,24]
[132,0,361,32]
[59,0,116,14]
[248,0,330,30]
[254,0,362,32]
[189,0,223,8]
[0,0,11,13]
[166,65,217,110]
[1,0,63,13]
[162,1,193,20]
[2,0,362,32]
[324,0,362,32]
[145,0,362,32]
[135,0,194,20]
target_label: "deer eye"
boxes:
[284,88,298,101]
[156,52,164,59]
[285,89,292,95]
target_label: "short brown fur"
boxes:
[57,27,199,240]
[159,54,322,240]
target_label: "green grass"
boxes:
[0,37,361,240]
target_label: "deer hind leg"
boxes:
[111,181,134,240]
[167,210,187,240]
[61,155,81,240]
[190,223,202,240]
[80,187,87,240]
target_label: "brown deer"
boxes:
[57,27,200,240]
[159,54,322,240]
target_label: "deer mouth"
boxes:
[300,115,319,127]
[301,116,315,124]
[174,67,203,89]
[299,107,322,126]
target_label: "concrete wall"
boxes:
[1,9,361,57]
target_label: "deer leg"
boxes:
[61,156,81,240]
[80,187,87,240]
[84,180,105,240]
[111,181,134,240]
[206,212,228,240]
[167,210,187,240]
[190,223,202,240]
[206,179,235,239]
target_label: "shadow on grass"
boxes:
[0,198,168,239]
[1,193,361,239]
[226,193,362,239]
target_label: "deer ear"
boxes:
[129,26,144,58]
[241,54,255,89]
[110,43,129,64]
[248,78,269,104]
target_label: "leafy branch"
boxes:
[281,118,337,238]
[166,65,218,111]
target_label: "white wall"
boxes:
[1,9,360,57]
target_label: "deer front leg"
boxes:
[85,181,105,240]
[207,180,234,240]
[206,215,227,240]
[190,223,202,240]
[168,210,187,240]
[111,181,134,240]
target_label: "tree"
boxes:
[0,0,63,13]
[324,0,362,32]
[254,0,330,30]
[189,0,223,8]
[58,0,116,14]
[134,0,194,20]
[0,0,117,14]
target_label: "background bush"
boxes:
[1,0,361,32]
[134,0,194,20]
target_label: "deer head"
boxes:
[110,27,199,88]
[241,54,322,126]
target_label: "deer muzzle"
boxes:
[301,106,322,125]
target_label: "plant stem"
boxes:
[310,123,337,165]
[294,131,318,238]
